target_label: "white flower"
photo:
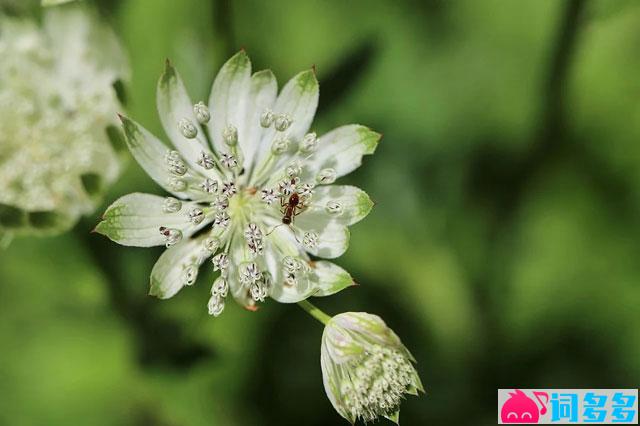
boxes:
[321,312,423,424]
[0,5,128,238]
[95,51,379,314]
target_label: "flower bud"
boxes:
[321,312,423,424]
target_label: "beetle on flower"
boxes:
[95,51,380,315]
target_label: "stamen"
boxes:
[211,252,229,272]
[325,201,343,215]
[207,294,225,316]
[300,132,318,153]
[203,236,221,252]
[271,135,290,155]
[159,226,183,247]
[178,117,198,139]
[193,102,211,124]
[286,161,302,177]
[240,262,261,285]
[168,176,187,192]
[302,231,319,249]
[187,207,205,224]
[165,150,187,176]
[221,181,237,197]
[278,177,299,196]
[244,223,264,256]
[221,153,238,168]
[260,109,274,128]
[163,197,182,213]
[223,124,238,146]
[274,113,292,132]
[282,256,302,272]
[211,277,229,298]
[200,178,218,193]
[260,188,277,205]
[211,195,229,211]
[197,151,215,170]
[182,264,198,286]
[298,183,314,198]
[214,211,230,228]
[316,168,337,184]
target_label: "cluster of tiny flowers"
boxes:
[321,313,423,424]
[0,6,127,235]
[339,346,416,422]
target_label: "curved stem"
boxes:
[297,300,331,325]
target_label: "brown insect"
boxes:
[281,189,308,225]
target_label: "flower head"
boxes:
[321,312,423,424]
[96,51,380,314]
[0,4,128,238]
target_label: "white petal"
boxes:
[308,261,355,297]
[94,193,210,247]
[149,235,209,299]
[157,61,222,180]
[208,51,252,155]
[304,185,374,227]
[242,70,277,171]
[303,125,380,181]
[295,215,350,259]
[226,232,256,309]
[253,70,319,180]
[119,115,201,199]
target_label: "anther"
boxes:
[197,151,215,169]
[187,207,205,224]
[159,226,183,247]
[223,124,238,146]
[200,178,218,193]
[274,113,292,132]
[316,168,337,184]
[163,197,182,213]
[300,132,318,153]
[193,102,211,124]
[271,136,290,155]
[260,109,274,128]
[178,118,198,139]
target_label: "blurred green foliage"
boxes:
[1,0,639,425]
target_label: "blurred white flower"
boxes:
[0,5,128,238]
[96,51,380,314]
[321,312,423,424]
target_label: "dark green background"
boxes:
[1,0,639,424]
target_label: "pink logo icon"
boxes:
[501,389,549,423]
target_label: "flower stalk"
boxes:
[297,300,331,325]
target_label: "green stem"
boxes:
[297,300,331,325]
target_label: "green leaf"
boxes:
[384,410,400,424]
